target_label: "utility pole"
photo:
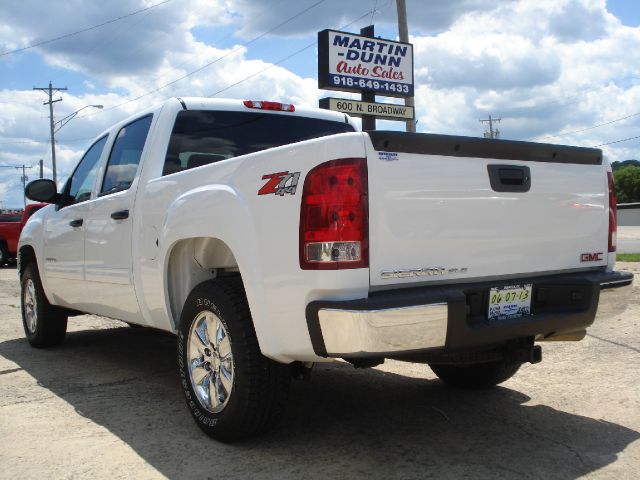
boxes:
[0,164,32,208]
[33,81,67,184]
[39,159,44,179]
[480,115,501,139]
[16,165,33,208]
[396,0,416,133]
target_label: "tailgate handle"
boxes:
[487,165,531,192]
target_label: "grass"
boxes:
[616,253,640,262]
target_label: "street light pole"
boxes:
[55,104,103,133]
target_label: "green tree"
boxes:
[613,165,640,204]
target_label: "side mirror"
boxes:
[25,179,59,203]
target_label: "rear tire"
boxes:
[430,360,522,389]
[177,277,290,442]
[20,263,68,348]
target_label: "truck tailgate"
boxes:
[366,132,608,287]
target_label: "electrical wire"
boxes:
[76,0,327,117]
[594,135,640,147]
[531,111,640,141]
[0,137,94,146]
[207,9,376,97]
[0,0,173,57]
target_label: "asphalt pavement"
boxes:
[0,265,639,479]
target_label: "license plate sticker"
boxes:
[488,284,533,321]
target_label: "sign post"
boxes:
[360,25,376,131]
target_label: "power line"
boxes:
[76,0,327,117]
[207,8,375,98]
[42,6,375,149]
[531,111,640,141]
[0,0,173,57]
[0,136,95,146]
[594,135,640,147]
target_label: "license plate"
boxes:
[488,284,532,321]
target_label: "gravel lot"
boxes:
[1,264,639,479]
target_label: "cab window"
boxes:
[101,115,153,195]
[66,136,108,204]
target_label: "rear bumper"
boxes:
[306,270,634,358]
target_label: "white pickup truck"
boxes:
[19,97,633,441]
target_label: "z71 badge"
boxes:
[258,171,301,196]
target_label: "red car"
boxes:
[0,204,47,266]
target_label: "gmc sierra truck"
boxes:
[19,98,633,441]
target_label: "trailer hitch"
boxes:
[507,344,542,364]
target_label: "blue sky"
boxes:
[1,0,639,208]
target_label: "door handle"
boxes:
[110,209,129,220]
[69,219,83,227]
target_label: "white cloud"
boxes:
[1,0,639,208]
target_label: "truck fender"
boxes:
[160,184,275,356]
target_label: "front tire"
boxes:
[177,278,290,441]
[21,263,68,347]
[430,360,522,389]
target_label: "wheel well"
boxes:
[166,237,240,329]
[18,245,37,276]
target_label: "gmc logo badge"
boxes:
[580,252,603,262]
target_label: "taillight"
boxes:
[243,100,295,112]
[300,158,368,269]
[608,171,617,253]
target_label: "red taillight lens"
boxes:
[300,158,368,269]
[243,100,295,112]
[608,171,617,253]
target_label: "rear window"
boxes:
[162,110,355,176]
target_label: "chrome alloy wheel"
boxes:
[187,310,234,413]
[23,278,38,334]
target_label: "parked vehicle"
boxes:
[0,204,46,266]
[19,98,633,441]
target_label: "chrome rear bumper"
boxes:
[306,270,634,358]
[318,303,448,355]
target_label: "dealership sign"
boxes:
[318,29,414,98]
[319,97,414,121]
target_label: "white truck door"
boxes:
[43,136,108,307]
[82,115,153,323]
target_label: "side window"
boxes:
[67,136,108,204]
[100,115,153,195]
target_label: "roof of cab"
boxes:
[92,97,358,143]
[178,97,355,126]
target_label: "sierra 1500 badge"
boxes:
[258,171,301,196]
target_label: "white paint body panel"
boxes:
[18,97,612,363]
[365,137,609,287]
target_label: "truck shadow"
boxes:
[1,326,638,479]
